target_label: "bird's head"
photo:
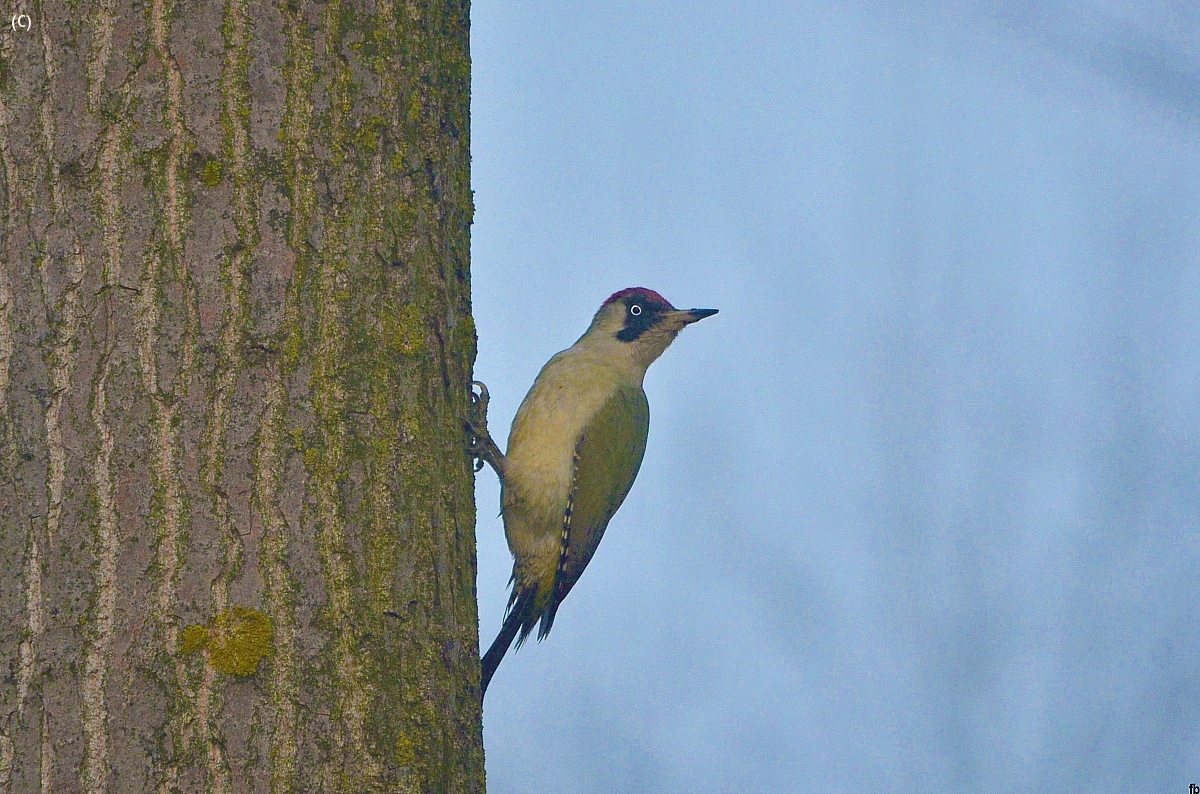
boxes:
[578,287,718,375]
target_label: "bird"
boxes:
[467,287,717,698]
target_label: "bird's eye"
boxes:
[630,304,642,316]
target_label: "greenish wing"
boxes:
[555,385,649,601]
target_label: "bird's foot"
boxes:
[466,380,505,476]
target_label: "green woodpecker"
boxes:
[467,287,717,697]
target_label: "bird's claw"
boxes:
[466,380,493,473]
[469,380,490,415]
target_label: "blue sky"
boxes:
[468,3,1200,791]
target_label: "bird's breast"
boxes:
[501,352,625,559]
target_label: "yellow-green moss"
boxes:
[354,115,386,153]
[208,607,273,675]
[406,91,422,124]
[383,303,425,357]
[388,149,408,175]
[394,733,416,767]
[456,313,476,348]
[180,624,211,656]
[201,158,223,186]
[180,607,273,676]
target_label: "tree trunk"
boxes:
[0,0,483,791]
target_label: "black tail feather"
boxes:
[481,589,535,699]
[537,599,560,641]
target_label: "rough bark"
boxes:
[0,0,483,791]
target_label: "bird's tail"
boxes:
[480,588,536,699]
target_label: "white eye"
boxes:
[630,304,642,316]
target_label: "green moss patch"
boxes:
[179,606,274,676]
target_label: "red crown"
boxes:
[602,287,673,310]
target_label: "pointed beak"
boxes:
[685,308,718,323]
[661,307,718,332]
